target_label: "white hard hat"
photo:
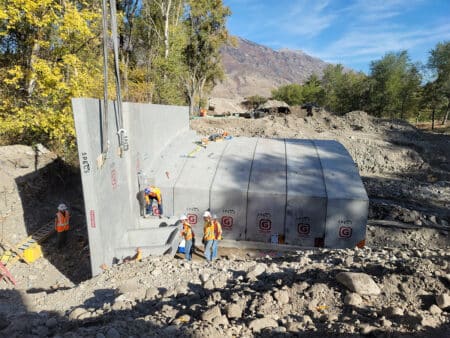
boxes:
[212,214,218,219]
[203,211,211,217]
[57,203,67,211]
[179,214,188,220]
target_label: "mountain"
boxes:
[212,37,329,100]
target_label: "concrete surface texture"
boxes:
[72,98,368,276]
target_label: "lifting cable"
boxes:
[100,0,129,166]
[101,0,109,157]
[109,0,129,155]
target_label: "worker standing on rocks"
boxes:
[55,203,70,249]
[203,211,222,261]
[202,211,214,261]
[144,186,163,217]
[180,215,195,261]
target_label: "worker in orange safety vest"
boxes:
[180,214,195,261]
[55,203,70,249]
[203,211,222,262]
[144,186,163,217]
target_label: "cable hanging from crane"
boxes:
[100,0,129,168]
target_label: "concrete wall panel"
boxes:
[210,137,257,240]
[173,141,229,236]
[246,138,286,242]
[313,140,368,248]
[149,131,198,217]
[323,199,369,248]
[73,98,189,276]
[285,139,327,247]
[73,99,132,274]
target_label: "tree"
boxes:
[0,0,103,156]
[302,74,324,104]
[272,84,304,106]
[368,51,421,119]
[321,64,345,113]
[245,95,268,109]
[428,41,450,125]
[182,0,231,116]
[121,0,186,104]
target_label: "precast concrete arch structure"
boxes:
[72,98,368,276]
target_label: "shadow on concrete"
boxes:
[14,157,91,284]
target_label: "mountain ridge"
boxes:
[212,37,329,99]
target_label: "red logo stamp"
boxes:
[339,226,352,238]
[221,216,233,229]
[297,223,310,236]
[259,219,272,232]
[187,214,197,225]
[89,210,96,228]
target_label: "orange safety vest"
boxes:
[55,210,70,232]
[181,221,194,241]
[213,220,223,240]
[203,221,215,241]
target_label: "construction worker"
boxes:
[144,186,163,217]
[55,203,70,249]
[203,211,222,261]
[211,214,223,260]
[180,215,195,261]
[202,211,213,261]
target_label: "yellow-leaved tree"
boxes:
[0,0,104,159]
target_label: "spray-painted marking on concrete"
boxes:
[110,163,118,189]
[81,152,91,174]
[90,210,96,228]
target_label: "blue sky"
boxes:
[224,0,450,73]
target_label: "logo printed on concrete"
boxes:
[187,214,197,225]
[339,226,352,238]
[259,219,272,232]
[221,216,233,229]
[297,223,310,236]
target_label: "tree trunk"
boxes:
[431,108,435,130]
[27,41,40,96]
[442,102,449,125]
[163,0,171,60]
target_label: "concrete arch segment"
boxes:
[72,98,368,276]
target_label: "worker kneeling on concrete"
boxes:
[144,186,163,217]
[203,212,222,261]
[55,203,70,249]
[180,215,195,261]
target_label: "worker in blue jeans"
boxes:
[180,215,194,261]
[203,212,222,261]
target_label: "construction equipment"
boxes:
[0,221,54,266]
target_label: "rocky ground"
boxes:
[0,108,449,337]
